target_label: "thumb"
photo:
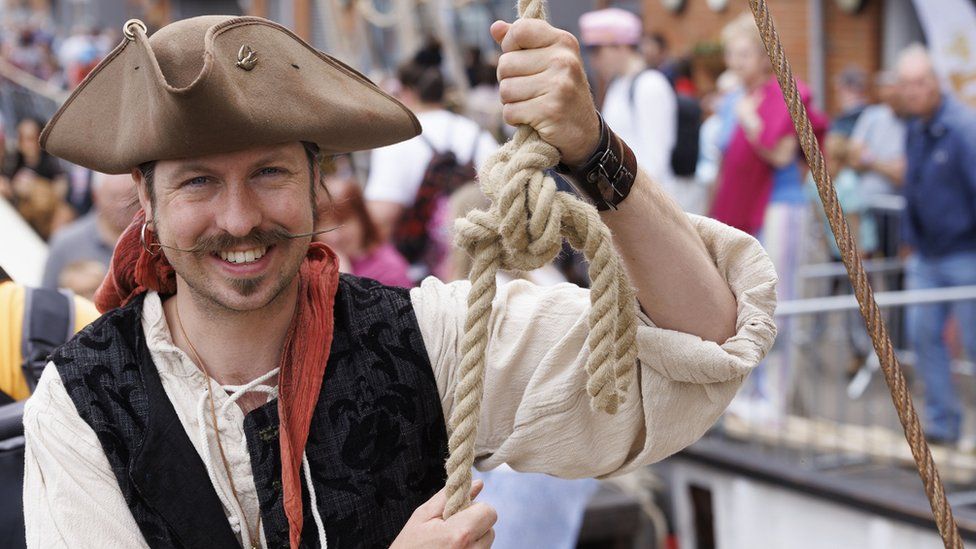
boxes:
[490,20,511,45]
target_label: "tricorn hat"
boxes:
[41,16,420,174]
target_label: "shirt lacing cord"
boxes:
[195,367,328,549]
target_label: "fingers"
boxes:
[414,486,447,519]
[469,479,485,500]
[471,528,496,549]
[497,49,552,80]
[501,94,550,129]
[415,480,485,520]
[446,502,498,544]
[499,73,548,104]
[495,18,576,54]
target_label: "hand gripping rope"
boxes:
[444,0,639,519]
[445,3,963,547]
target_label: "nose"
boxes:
[215,180,263,238]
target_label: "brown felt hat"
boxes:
[41,16,420,174]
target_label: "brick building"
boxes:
[632,0,925,113]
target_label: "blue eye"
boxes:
[258,167,283,176]
[185,176,209,187]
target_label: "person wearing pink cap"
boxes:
[579,8,679,205]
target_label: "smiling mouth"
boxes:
[215,246,269,265]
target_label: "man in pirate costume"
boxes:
[23,14,777,549]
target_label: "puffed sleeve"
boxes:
[412,214,777,477]
[23,365,149,548]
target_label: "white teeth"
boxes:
[218,246,267,264]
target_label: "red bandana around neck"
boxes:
[96,210,339,549]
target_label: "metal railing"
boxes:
[724,262,976,491]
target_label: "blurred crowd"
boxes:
[0,14,132,299]
[0,0,973,513]
[0,15,117,88]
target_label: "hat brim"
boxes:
[41,17,420,174]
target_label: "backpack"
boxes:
[628,69,702,177]
[0,286,72,549]
[393,128,480,269]
[0,286,73,405]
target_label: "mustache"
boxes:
[150,225,341,254]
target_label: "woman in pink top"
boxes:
[317,178,414,288]
[709,14,825,236]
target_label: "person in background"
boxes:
[805,134,877,263]
[849,70,907,259]
[715,13,824,424]
[710,13,825,240]
[640,31,676,83]
[317,178,412,288]
[897,45,976,445]
[9,175,66,240]
[57,24,103,89]
[579,8,679,205]
[3,117,73,238]
[64,164,96,216]
[464,52,506,143]
[804,133,879,378]
[365,59,498,281]
[42,172,137,289]
[672,57,696,97]
[0,267,99,402]
[4,118,66,194]
[830,66,870,138]
[696,71,740,199]
[57,260,107,302]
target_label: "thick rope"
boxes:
[748,1,962,546]
[443,0,639,518]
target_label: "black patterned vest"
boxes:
[51,275,448,549]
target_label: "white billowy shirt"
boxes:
[365,109,499,208]
[601,69,677,194]
[23,215,777,548]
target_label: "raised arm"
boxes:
[491,19,737,344]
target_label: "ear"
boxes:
[131,168,153,221]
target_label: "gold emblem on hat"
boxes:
[236,45,258,71]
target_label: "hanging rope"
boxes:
[443,0,639,518]
[747,0,962,546]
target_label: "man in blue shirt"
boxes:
[899,45,976,444]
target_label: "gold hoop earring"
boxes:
[141,221,158,256]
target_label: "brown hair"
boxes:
[16,178,60,240]
[397,61,446,104]
[323,179,381,251]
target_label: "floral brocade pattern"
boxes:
[245,274,448,548]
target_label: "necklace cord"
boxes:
[174,301,264,548]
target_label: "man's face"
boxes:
[640,36,663,68]
[136,142,315,313]
[898,58,941,118]
[589,44,631,82]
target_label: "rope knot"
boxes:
[444,0,638,520]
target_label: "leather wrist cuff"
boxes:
[555,114,638,211]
